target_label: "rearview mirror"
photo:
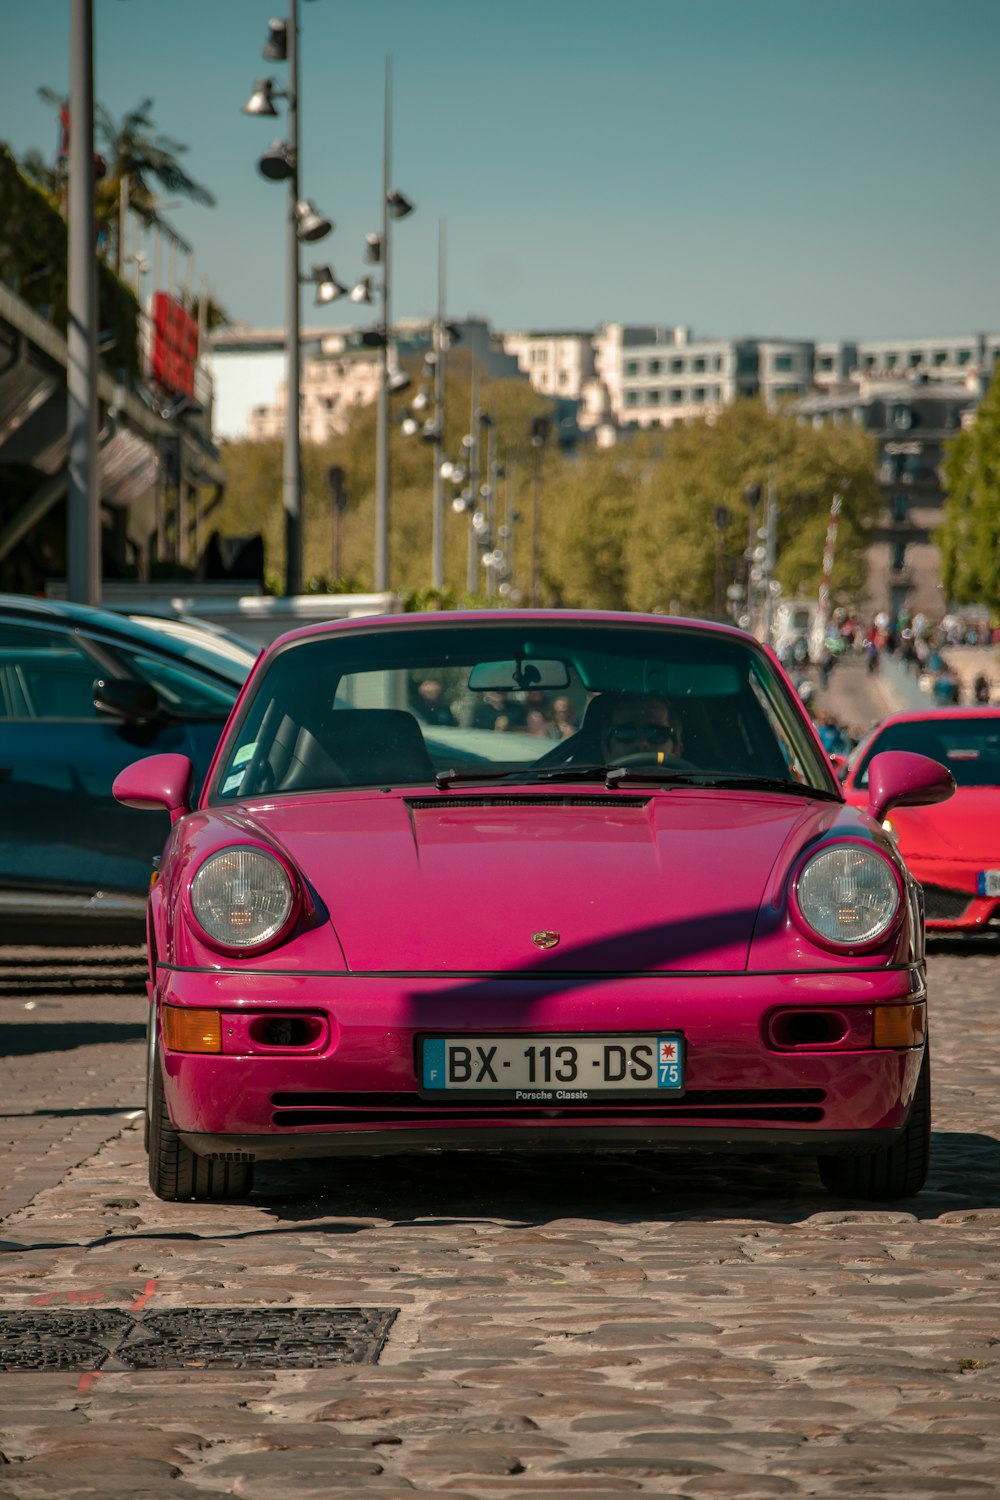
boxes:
[468,659,570,692]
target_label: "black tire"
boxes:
[817,1050,930,1200]
[147,1061,254,1202]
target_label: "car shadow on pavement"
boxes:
[6,1129,995,1256]
[248,1127,1000,1227]
[0,1020,147,1055]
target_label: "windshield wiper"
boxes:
[434,767,529,789]
[435,764,616,789]
[529,764,614,783]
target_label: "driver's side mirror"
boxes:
[94,676,160,726]
[866,749,955,824]
[113,753,193,824]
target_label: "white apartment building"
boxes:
[500,330,595,399]
[210,320,1000,450]
[596,326,819,432]
[248,333,385,444]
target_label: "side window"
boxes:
[0,624,101,720]
[747,668,817,783]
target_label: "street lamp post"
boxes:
[432,225,446,591]
[371,58,415,593]
[482,415,498,599]
[529,416,549,606]
[67,0,100,604]
[243,3,332,598]
[399,227,451,591]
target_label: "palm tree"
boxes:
[32,88,215,274]
[96,98,216,275]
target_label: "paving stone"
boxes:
[2,940,1000,1496]
[548,1454,724,1476]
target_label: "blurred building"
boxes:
[0,145,224,589]
[585,327,1000,438]
[211,318,522,445]
[796,370,987,626]
[205,312,1000,626]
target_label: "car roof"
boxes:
[123,613,258,669]
[262,607,762,653]
[0,593,250,685]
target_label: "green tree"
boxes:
[217,356,552,598]
[625,401,880,616]
[938,370,1000,608]
[215,388,881,613]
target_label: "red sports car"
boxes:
[841,707,1000,934]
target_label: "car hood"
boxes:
[884,785,1000,860]
[240,789,834,973]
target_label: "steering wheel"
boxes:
[608,750,696,772]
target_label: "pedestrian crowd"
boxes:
[812,606,998,708]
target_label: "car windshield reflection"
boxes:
[211,620,834,799]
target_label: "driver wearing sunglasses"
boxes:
[602,692,682,759]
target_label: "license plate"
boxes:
[978,870,1000,897]
[419,1033,684,1101]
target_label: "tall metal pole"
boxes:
[762,460,778,646]
[67,0,100,604]
[504,455,516,598]
[283,0,303,597]
[530,442,542,607]
[466,362,479,595]
[485,418,497,599]
[431,221,446,591]
[374,58,392,592]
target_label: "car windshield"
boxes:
[209,620,835,800]
[855,716,1000,789]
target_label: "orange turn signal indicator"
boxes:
[872,1002,926,1049]
[162,1005,223,1054]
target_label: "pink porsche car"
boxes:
[114,611,954,1204]
[841,706,1000,935]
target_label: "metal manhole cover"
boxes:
[0,1307,397,1372]
[0,1310,133,1372]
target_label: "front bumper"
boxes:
[156,965,927,1161]
[908,859,1000,930]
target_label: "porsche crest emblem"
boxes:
[532,930,560,949]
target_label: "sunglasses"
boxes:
[608,722,676,745]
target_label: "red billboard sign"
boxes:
[147,292,199,399]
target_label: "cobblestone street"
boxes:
[1,938,998,1499]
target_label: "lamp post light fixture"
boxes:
[396,225,450,590]
[529,416,550,606]
[307,265,349,305]
[242,0,332,598]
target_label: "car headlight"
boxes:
[190,846,296,950]
[795,844,901,947]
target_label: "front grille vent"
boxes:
[408,795,650,810]
[922,884,972,921]
[270,1087,825,1128]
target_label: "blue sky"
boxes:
[5,0,999,340]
